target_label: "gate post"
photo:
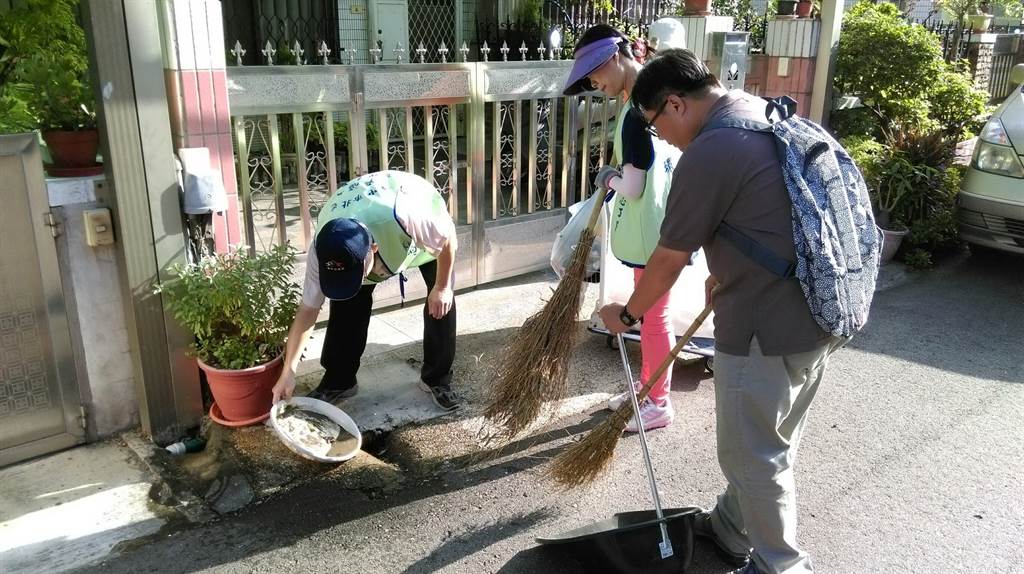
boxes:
[82,0,203,444]
[809,0,845,124]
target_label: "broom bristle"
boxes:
[480,228,597,441]
[546,408,632,488]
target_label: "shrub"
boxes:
[156,246,300,370]
[928,64,990,139]
[902,248,934,270]
[834,1,990,137]
[835,2,945,132]
[0,0,95,133]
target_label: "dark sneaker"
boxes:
[693,509,751,568]
[418,381,462,411]
[306,384,358,405]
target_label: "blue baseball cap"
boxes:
[315,218,372,301]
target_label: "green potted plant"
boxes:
[3,0,100,175]
[0,0,100,175]
[156,245,300,426]
[935,0,1021,33]
[796,0,816,18]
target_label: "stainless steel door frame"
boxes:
[0,134,84,467]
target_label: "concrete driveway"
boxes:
[79,250,1024,574]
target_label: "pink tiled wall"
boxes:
[165,0,239,253]
[764,56,815,118]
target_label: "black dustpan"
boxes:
[536,507,700,574]
[538,332,704,573]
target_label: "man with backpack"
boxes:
[599,49,880,574]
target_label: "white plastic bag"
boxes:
[550,192,604,280]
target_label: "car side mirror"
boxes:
[1011,63,1024,87]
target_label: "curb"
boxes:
[121,431,218,524]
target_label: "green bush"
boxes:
[831,107,882,140]
[835,2,945,132]
[928,64,989,140]
[902,248,934,270]
[0,0,95,133]
[834,1,989,137]
[156,246,300,370]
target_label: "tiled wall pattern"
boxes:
[162,0,240,253]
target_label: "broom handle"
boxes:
[583,185,613,234]
[632,301,714,406]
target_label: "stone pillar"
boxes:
[159,0,241,253]
[967,34,997,94]
[764,18,820,118]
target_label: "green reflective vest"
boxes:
[316,171,445,283]
[609,109,681,267]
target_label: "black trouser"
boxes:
[319,259,456,390]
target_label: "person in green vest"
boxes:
[563,24,684,432]
[271,170,462,411]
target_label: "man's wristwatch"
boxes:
[619,306,640,327]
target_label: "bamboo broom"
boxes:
[546,302,714,488]
[481,187,611,442]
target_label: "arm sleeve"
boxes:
[300,246,326,309]
[620,108,655,171]
[394,191,456,256]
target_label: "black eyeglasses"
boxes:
[643,98,671,137]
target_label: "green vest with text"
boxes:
[316,171,444,283]
[609,110,681,267]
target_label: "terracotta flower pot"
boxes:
[42,129,101,176]
[684,0,713,16]
[198,354,283,425]
[796,1,814,18]
[777,0,798,17]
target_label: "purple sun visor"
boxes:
[563,36,623,96]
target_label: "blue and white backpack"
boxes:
[706,96,883,338]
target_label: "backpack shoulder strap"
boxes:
[717,222,796,279]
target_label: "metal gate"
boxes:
[227,58,618,307]
[0,135,84,467]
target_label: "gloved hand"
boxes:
[595,165,622,191]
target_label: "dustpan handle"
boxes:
[617,333,674,559]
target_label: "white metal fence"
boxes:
[226,57,618,305]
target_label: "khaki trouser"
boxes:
[710,335,847,574]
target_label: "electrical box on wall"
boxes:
[83,208,115,246]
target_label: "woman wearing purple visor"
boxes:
[564,25,682,432]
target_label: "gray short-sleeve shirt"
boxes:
[659,91,826,356]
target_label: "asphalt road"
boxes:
[86,250,1024,574]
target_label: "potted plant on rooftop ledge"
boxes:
[156,245,300,426]
[937,0,1023,33]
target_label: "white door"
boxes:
[370,0,410,62]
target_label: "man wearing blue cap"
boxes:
[272,170,462,411]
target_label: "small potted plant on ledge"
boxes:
[27,62,101,177]
[0,0,102,175]
[157,245,300,426]
[796,0,816,18]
